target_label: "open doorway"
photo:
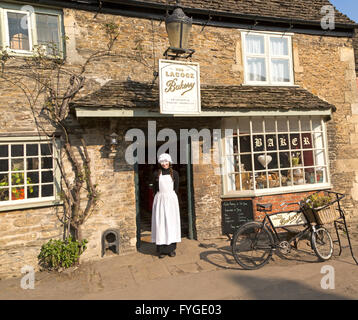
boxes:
[136,141,192,248]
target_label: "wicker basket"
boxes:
[302,199,341,225]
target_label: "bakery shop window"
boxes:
[223,116,330,195]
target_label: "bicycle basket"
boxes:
[301,191,341,225]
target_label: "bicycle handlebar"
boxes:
[325,190,345,201]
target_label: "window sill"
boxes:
[0,200,63,212]
[241,83,298,87]
[221,183,332,199]
[4,50,64,60]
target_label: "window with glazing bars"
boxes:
[0,141,55,204]
[223,116,329,193]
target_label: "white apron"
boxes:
[151,173,181,245]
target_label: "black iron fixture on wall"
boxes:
[164,0,195,59]
[104,132,119,159]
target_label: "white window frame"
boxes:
[4,8,33,54]
[0,136,61,212]
[242,31,295,86]
[0,2,64,57]
[221,116,331,198]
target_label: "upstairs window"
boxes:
[5,10,32,52]
[0,3,63,56]
[36,13,61,55]
[242,32,294,85]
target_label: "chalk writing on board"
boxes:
[221,200,254,234]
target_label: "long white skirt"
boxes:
[151,190,181,245]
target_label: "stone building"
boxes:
[0,0,357,279]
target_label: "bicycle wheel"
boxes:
[311,226,333,261]
[232,222,274,270]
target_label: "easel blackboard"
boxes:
[222,200,254,234]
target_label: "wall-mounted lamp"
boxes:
[104,132,119,158]
[164,0,195,59]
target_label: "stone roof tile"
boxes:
[132,0,356,26]
[72,81,336,111]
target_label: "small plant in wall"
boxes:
[38,236,88,271]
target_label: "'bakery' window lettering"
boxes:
[223,116,329,194]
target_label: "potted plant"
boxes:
[291,152,301,166]
[8,171,34,200]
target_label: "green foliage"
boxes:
[38,236,88,271]
[103,22,120,36]
[307,193,333,209]
[0,48,11,72]
[0,176,8,200]
[291,152,301,166]
[0,176,7,187]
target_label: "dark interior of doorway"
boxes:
[137,153,189,245]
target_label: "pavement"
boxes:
[1,225,358,300]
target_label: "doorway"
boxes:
[135,139,194,249]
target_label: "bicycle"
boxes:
[231,193,340,270]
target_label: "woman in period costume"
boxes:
[151,153,181,258]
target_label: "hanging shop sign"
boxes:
[159,59,201,114]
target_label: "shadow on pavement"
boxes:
[199,241,320,270]
[137,240,157,257]
[199,244,243,270]
[228,273,351,300]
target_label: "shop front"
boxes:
[72,80,335,246]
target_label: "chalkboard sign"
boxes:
[222,200,254,234]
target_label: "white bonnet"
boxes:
[158,153,172,163]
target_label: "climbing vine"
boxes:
[0,20,121,241]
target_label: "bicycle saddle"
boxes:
[257,203,272,212]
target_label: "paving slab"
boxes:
[129,261,172,282]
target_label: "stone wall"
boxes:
[0,207,63,279]
[1,6,358,278]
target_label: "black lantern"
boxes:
[164,0,194,58]
[103,132,119,159]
